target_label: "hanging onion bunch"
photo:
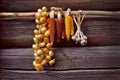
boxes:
[32,6,55,71]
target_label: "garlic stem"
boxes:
[73,11,87,45]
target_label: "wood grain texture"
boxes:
[0,15,120,48]
[0,46,120,70]
[0,69,120,80]
[0,0,120,12]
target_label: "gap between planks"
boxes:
[1,68,120,73]
[0,69,120,80]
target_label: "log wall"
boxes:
[0,0,120,80]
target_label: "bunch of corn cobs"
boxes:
[32,6,87,71]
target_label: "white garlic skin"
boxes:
[71,36,76,41]
[75,37,81,44]
[83,35,87,40]
[81,39,87,46]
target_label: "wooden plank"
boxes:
[0,15,120,48]
[0,69,120,80]
[0,0,120,12]
[0,46,120,70]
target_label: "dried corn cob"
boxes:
[65,8,74,41]
[70,16,74,36]
[48,18,55,42]
[56,19,62,42]
[48,10,55,42]
[65,15,71,41]
[61,18,65,39]
[56,11,62,42]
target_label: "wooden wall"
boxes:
[0,0,120,80]
[0,0,120,12]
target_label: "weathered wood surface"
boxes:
[0,1,120,80]
[0,15,120,48]
[0,0,120,12]
[0,69,120,80]
[0,46,120,70]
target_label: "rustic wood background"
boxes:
[0,0,120,12]
[0,0,120,80]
